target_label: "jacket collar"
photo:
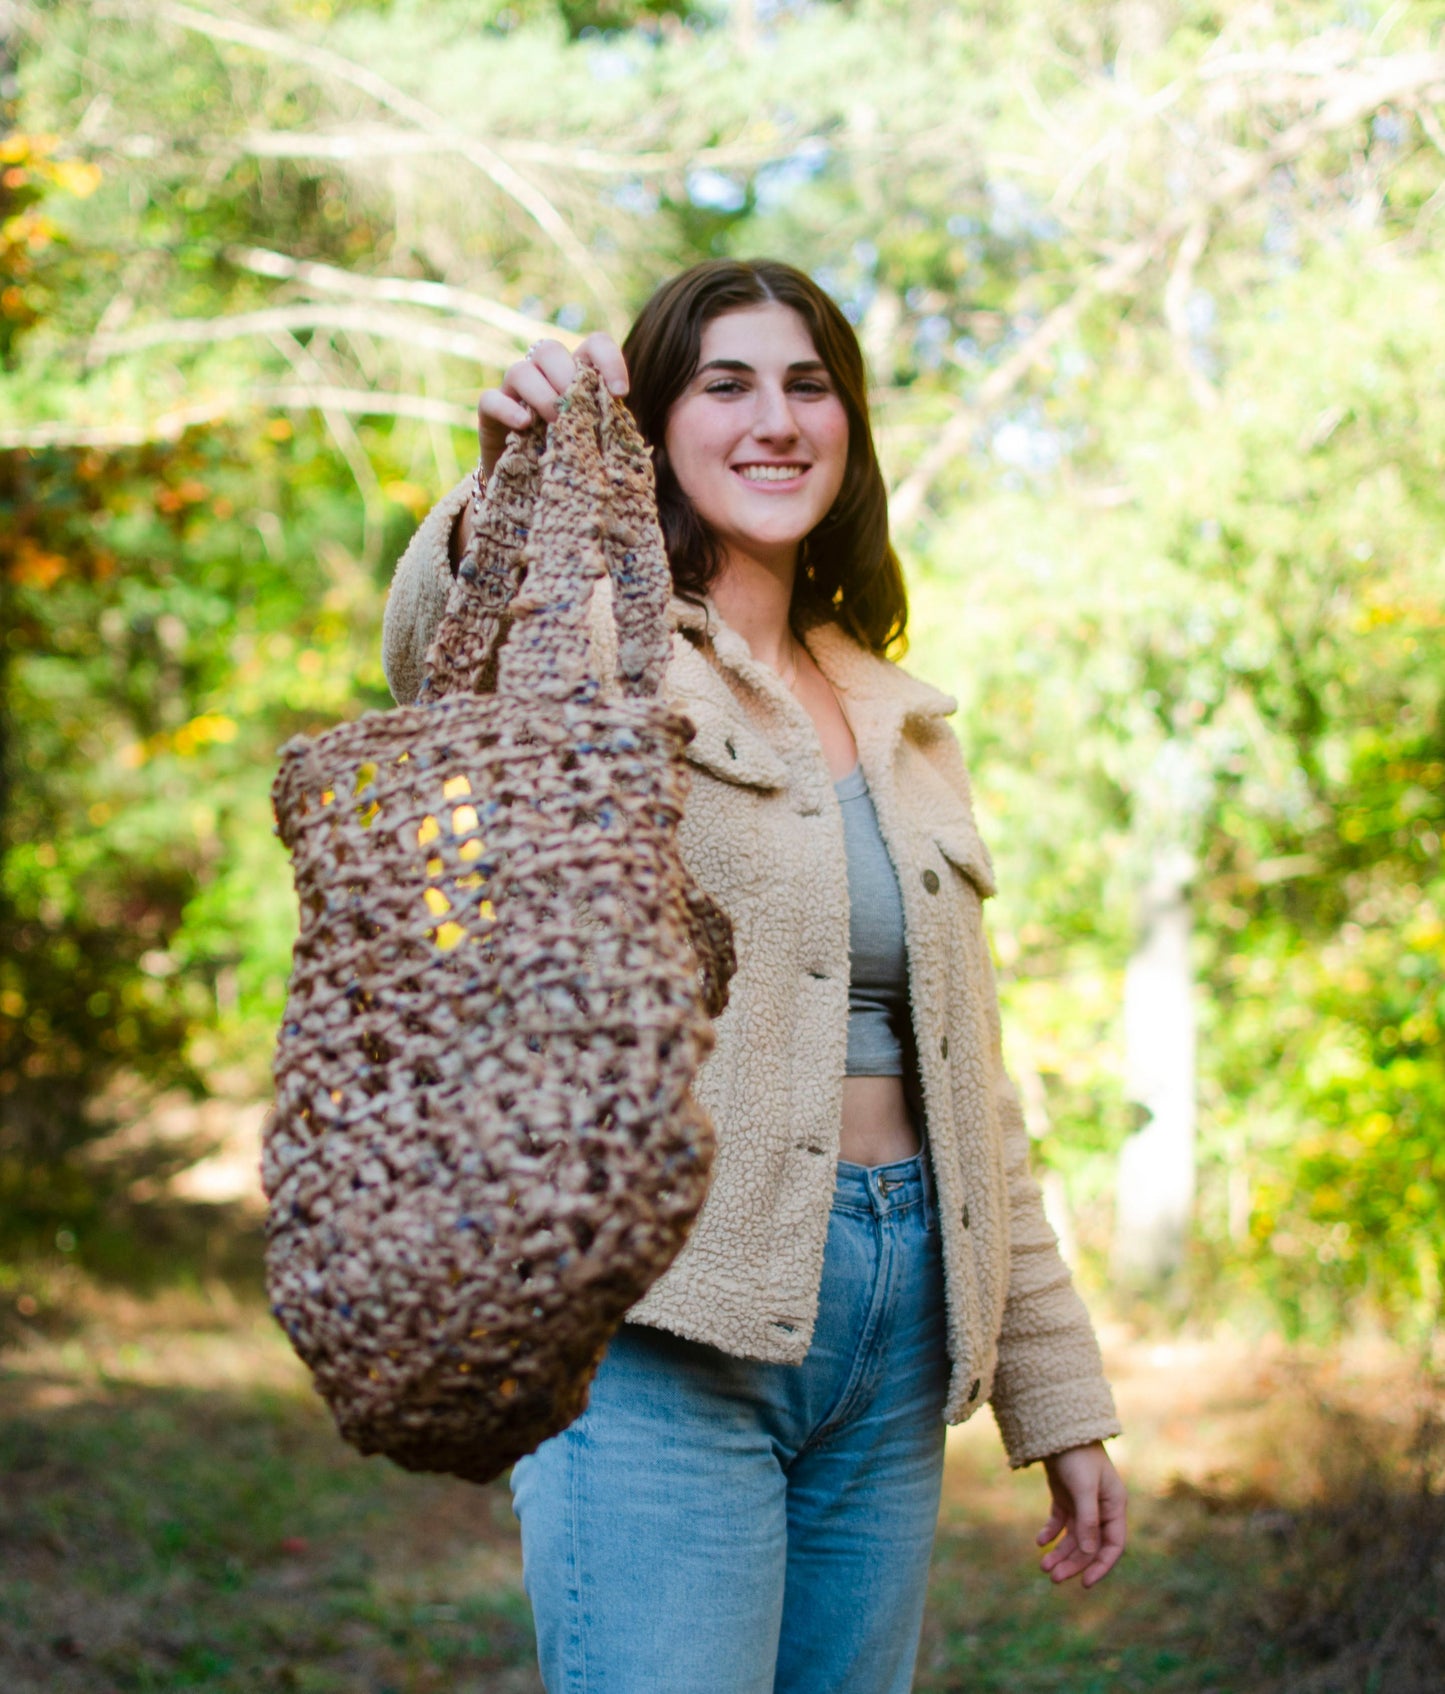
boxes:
[666,592,957,728]
[802,620,958,725]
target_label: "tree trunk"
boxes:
[1113,847,1197,1286]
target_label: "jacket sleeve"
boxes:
[980,938,1123,1467]
[381,476,475,704]
[921,716,1121,1465]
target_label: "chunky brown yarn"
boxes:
[265,368,735,1484]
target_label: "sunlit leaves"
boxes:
[3,0,1443,1323]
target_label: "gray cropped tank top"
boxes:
[834,765,926,1129]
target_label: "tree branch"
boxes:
[149,1,626,332]
[0,387,476,452]
[270,329,385,569]
[222,246,568,350]
[236,125,775,177]
[1162,217,1217,411]
[888,50,1445,529]
[888,236,1158,531]
[88,303,516,367]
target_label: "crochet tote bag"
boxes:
[264,367,734,1483]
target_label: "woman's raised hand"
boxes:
[478,333,630,479]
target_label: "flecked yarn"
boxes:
[265,368,735,1483]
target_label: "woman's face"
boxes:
[662,302,850,573]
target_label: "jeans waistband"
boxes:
[833,1150,936,1229]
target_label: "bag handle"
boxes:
[419,368,671,704]
[416,415,543,702]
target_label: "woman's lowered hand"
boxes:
[477,333,630,478]
[1036,1441,1127,1589]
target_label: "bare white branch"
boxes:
[270,328,386,568]
[88,303,517,367]
[1162,217,1217,411]
[889,50,1445,529]
[151,0,626,332]
[222,247,568,350]
[236,126,774,177]
[0,387,476,451]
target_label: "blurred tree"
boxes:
[1,0,1441,1329]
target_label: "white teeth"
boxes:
[736,464,805,482]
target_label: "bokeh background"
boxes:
[2,1,1442,1689]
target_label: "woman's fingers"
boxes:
[476,333,625,478]
[1079,1464,1128,1588]
[523,337,579,402]
[1035,1502,1066,1547]
[491,340,579,435]
[1037,1441,1127,1589]
[574,331,629,395]
[1079,1523,1127,1587]
[1071,1486,1102,1562]
[1041,1532,1084,1581]
[479,388,532,433]
[505,353,572,423]
[477,387,532,479]
[477,343,572,476]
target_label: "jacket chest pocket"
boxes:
[930,816,997,904]
[682,718,788,792]
[678,720,791,912]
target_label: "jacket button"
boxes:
[961,1201,970,1228]
[967,1378,981,1402]
[922,868,940,894]
[940,1036,949,1060]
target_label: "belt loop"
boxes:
[922,1151,936,1234]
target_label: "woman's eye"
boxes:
[699,376,832,397]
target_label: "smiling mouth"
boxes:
[733,463,809,483]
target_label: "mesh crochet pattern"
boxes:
[265,368,735,1484]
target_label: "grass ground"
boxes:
[1,1269,1439,1693]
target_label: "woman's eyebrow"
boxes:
[697,354,830,377]
[696,358,830,375]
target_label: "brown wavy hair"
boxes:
[621,259,908,657]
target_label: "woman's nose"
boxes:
[751,382,800,442]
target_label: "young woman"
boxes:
[382,259,1126,1694]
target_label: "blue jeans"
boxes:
[509,1151,949,1693]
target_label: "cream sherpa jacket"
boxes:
[381,479,1121,1467]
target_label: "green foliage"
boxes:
[915,242,1445,1328]
[1,0,1442,1329]
[0,417,408,1245]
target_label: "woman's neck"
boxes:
[707,547,797,673]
